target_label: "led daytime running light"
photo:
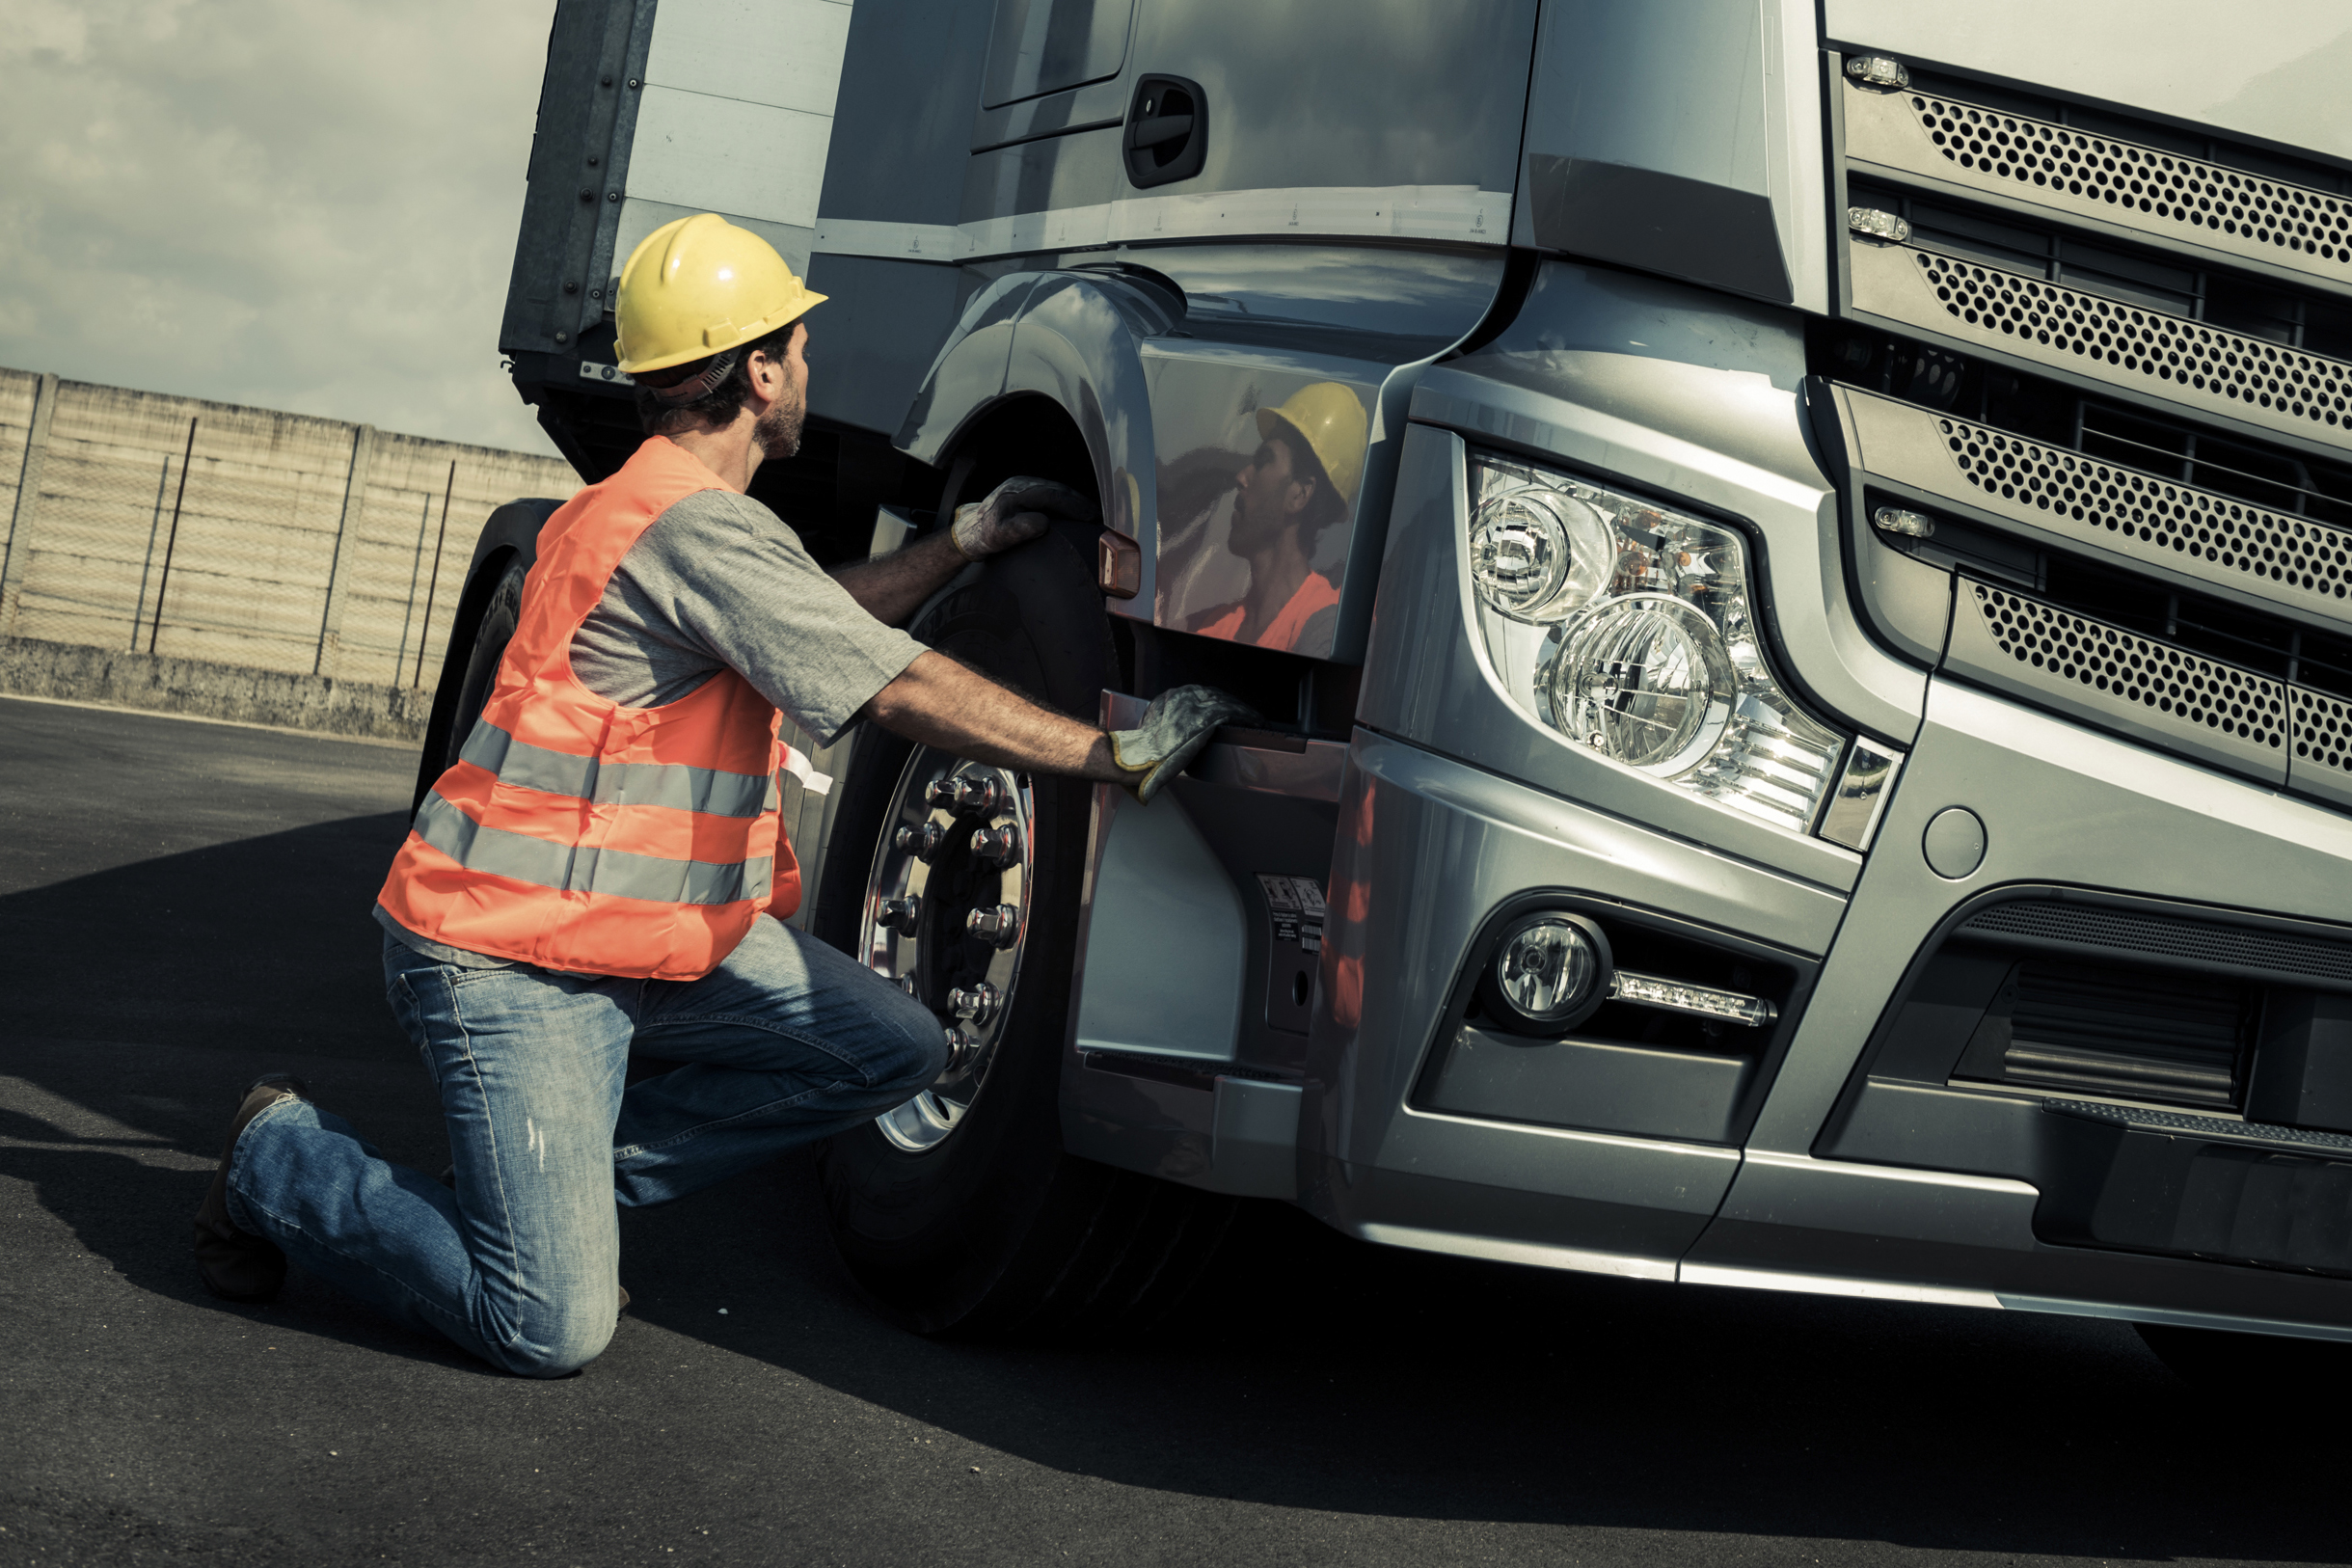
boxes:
[1609,970,1777,1026]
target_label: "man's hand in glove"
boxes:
[1108,687,1260,803]
[951,475,1097,561]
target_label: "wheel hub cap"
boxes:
[864,751,1034,1151]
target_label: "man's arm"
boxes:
[829,530,967,628]
[829,476,1096,626]
[860,651,1128,781]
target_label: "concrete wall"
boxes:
[0,367,580,699]
[0,635,437,743]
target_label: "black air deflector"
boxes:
[1525,155,1794,305]
[1952,958,2248,1108]
[1822,890,2352,1284]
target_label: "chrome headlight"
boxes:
[1467,450,1847,837]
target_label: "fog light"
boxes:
[1484,913,1612,1035]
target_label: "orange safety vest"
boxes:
[1198,571,1341,649]
[377,436,800,981]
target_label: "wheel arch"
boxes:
[898,269,1176,604]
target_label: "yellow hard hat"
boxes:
[1256,382,1367,506]
[615,213,826,376]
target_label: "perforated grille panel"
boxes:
[1945,576,2291,782]
[1839,387,2352,627]
[1848,241,2352,457]
[1842,80,2352,292]
[1972,582,2284,742]
[2289,686,2352,809]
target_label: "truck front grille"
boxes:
[1938,575,2352,811]
[1833,51,2352,803]
[1843,77,2352,293]
[1850,240,2352,458]
[1947,577,2290,781]
[1842,387,2352,631]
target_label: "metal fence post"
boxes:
[413,460,458,688]
[147,418,200,656]
[0,371,61,638]
[130,447,176,649]
[394,490,433,685]
[313,423,376,676]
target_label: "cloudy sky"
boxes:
[0,0,560,456]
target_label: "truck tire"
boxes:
[814,520,1234,1338]
[411,553,526,810]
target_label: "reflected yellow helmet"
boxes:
[1256,382,1368,505]
[615,213,826,376]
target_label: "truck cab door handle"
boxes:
[1124,75,1206,189]
[1126,113,1193,149]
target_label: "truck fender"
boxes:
[1001,272,1179,608]
[895,273,1044,472]
[898,269,1178,605]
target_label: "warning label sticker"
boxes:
[1257,875,1327,953]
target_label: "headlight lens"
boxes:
[1469,482,1615,620]
[1468,451,1848,837]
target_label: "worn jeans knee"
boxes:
[874,1001,952,1099]
[486,1304,616,1379]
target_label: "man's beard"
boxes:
[754,394,804,460]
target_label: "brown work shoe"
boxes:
[191,1074,307,1302]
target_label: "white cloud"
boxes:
[0,0,562,457]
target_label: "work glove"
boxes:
[1108,687,1259,803]
[951,476,1097,560]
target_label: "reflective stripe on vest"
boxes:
[375,435,802,981]
[459,719,778,819]
[412,791,775,906]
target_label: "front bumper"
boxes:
[1308,692,2352,1338]
[1321,392,2352,1339]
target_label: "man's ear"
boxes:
[1284,473,1318,518]
[742,345,785,407]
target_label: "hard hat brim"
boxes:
[617,291,827,377]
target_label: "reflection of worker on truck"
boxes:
[1183,384,1366,652]
[191,215,1244,1375]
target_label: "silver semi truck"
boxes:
[428,0,2352,1363]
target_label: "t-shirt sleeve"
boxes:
[617,489,926,746]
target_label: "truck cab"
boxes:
[429,0,2352,1360]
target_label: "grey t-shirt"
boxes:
[378,485,925,967]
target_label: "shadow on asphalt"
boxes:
[0,811,491,1373]
[9,808,2352,1559]
[612,1152,2352,1563]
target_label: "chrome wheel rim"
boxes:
[864,748,1034,1152]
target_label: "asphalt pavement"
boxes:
[3,693,2348,1567]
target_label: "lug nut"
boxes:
[924,771,1007,816]
[951,776,1003,815]
[946,983,1002,1026]
[895,822,945,861]
[970,825,1019,866]
[944,1025,980,1070]
[965,905,1020,948]
[878,895,920,933]
[896,974,918,998]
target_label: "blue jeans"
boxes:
[225,918,947,1377]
